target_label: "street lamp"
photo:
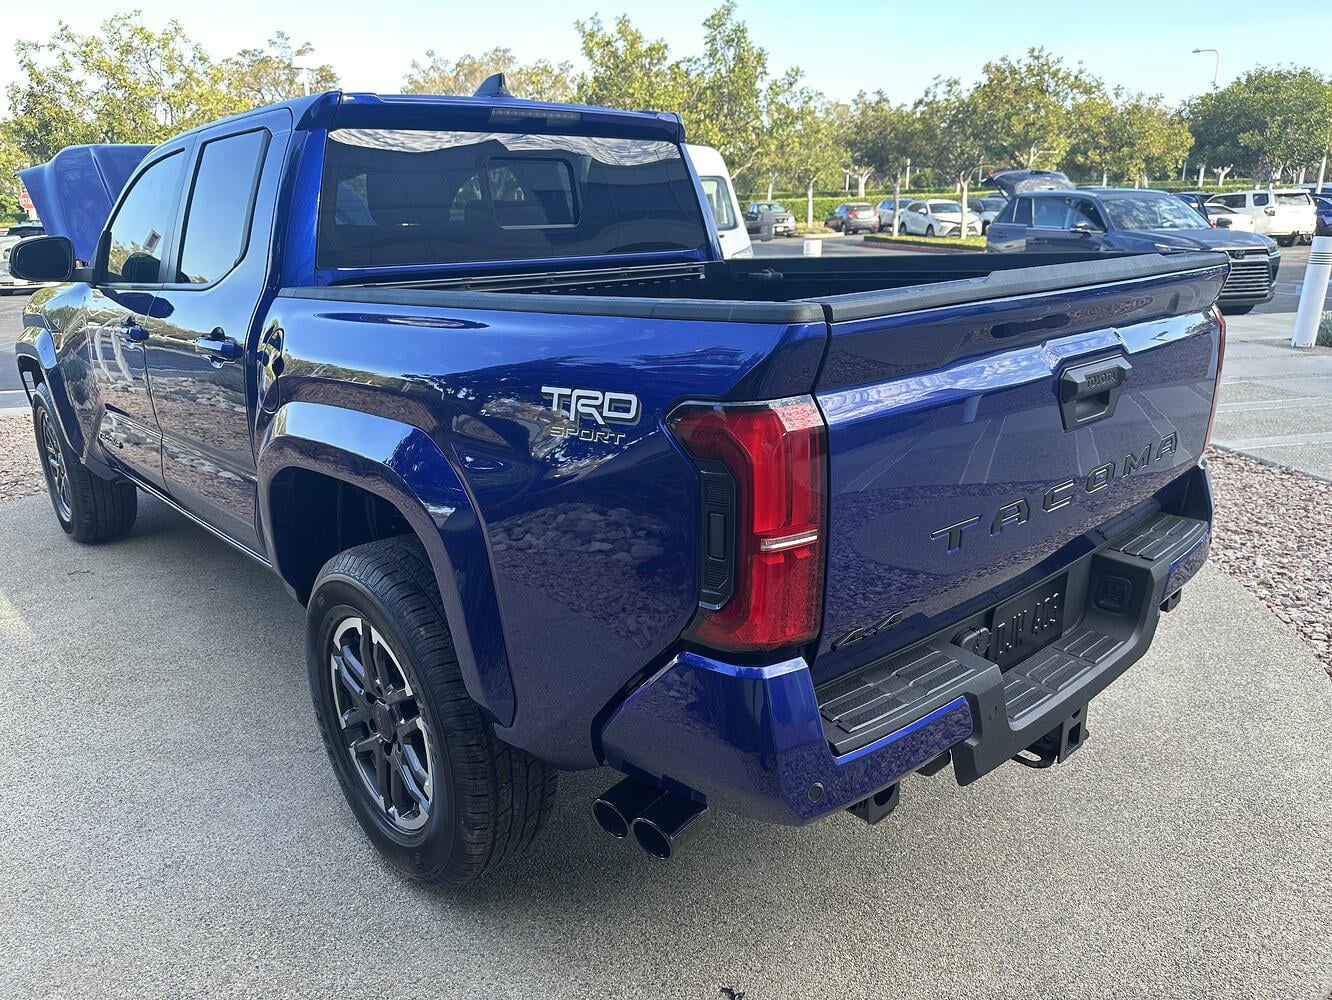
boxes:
[1191,48,1220,88]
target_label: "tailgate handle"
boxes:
[1059,357,1131,430]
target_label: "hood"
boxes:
[18,144,153,263]
[985,169,1074,198]
[1112,228,1277,253]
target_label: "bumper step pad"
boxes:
[817,510,1209,761]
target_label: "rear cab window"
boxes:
[1276,192,1312,206]
[175,129,270,284]
[317,129,711,270]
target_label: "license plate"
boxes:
[988,574,1067,669]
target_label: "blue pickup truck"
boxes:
[10,85,1223,886]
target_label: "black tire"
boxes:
[926,224,936,237]
[31,382,137,543]
[307,537,557,887]
[1276,235,1295,247]
[1222,304,1256,315]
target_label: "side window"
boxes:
[1012,197,1033,226]
[698,176,738,231]
[1071,200,1106,230]
[103,151,185,284]
[994,198,1016,225]
[1253,192,1269,207]
[175,130,269,285]
[1033,198,1069,228]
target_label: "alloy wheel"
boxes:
[38,409,72,521]
[328,615,437,834]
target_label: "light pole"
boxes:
[1192,48,1220,88]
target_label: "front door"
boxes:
[86,149,188,486]
[143,117,287,552]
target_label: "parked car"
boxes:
[874,196,913,231]
[826,202,877,234]
[1314,195,1332,236]
[986,180,1280,314]
[898,199,983,237]
[12,85,1221,886]
[745,201,796,238]
[1,221,48,291]
[1205,189,1317,246]
[968,195,1008,233]
[1172,193,1254,232]
[685,144,751,259]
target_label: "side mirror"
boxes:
[8,235,76,283]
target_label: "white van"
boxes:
[685,144,752,259]
[1206,189,1317,245]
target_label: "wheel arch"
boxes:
[258,401,516,726]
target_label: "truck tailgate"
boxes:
[810,253,1226,679]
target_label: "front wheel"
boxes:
[31,382,137,543]
[308,537,557,887]
[1222,304,1257,315]
[926,225,936,237]
[1276,235,1295,247]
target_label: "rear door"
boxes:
[144,111,290,551]
[808,254,1226,680]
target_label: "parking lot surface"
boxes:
[1,493,1330,1000]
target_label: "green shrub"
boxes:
[1317,312,1332,348]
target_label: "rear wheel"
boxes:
[1276,235,1295,247]
[31,382,137,543]
[308,537,557,887]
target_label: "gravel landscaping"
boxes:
[0,412,42,503]
[1206,449,1332,676]
[0,414,1326,675]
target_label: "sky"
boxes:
[3,0,1330,108]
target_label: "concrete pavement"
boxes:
[1,492,1330,999]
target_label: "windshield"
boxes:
[1101,193,1209,230]
[318,128,710,269]
[1276,192,1312,206]
[929,201,963,213]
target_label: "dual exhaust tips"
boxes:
[592,776,709,860]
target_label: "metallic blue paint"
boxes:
[18,144,153,262]
[600,651,974,824]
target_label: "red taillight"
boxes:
[1203,305,1226,453]
[671,396,827,652]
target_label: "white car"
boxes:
[898,199,983,237]
[1206,204,1256,233]
[875,196,913,231]
[1,221,48,291]
[685,144,752,259]
[1206,189,1316,246]
[968,195,1008,233]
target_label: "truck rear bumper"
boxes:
[599,465,1213,826]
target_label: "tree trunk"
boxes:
[904,158,911,190]
[806,179,814,227]
[959,177,970,241]
[1317,154,1327,193]
[857,170,869,199]
[1298,166,1307,185]
[892,172,902,236]
[766,178,775,201]
[1102,169,1108,187]
[1198,163,1205,185]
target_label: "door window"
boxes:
[699,176,738,231]
[175,130,269,285]
[1070,200,1107,230]
[102,151,185,284]
[1032,198,1069,229]
[1253,192,1270,207]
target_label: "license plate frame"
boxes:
[988,573,1068,669]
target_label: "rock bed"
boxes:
[1206,449,1332,676]
[1,413,1327,674]
[0,413,42,503]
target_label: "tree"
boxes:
[917,79,985,240]
[969,47,1096,170]
[1188,67,1332,183]
[574,15,688,114]
[749,69,807,200]
[1071,88,1193,186]
[785,96,842,226]
[403,47,574,103]
[845,92,920,231]
[226,32,337,103]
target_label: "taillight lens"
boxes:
[1203,305,1226,453]
[671,396,827,652]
